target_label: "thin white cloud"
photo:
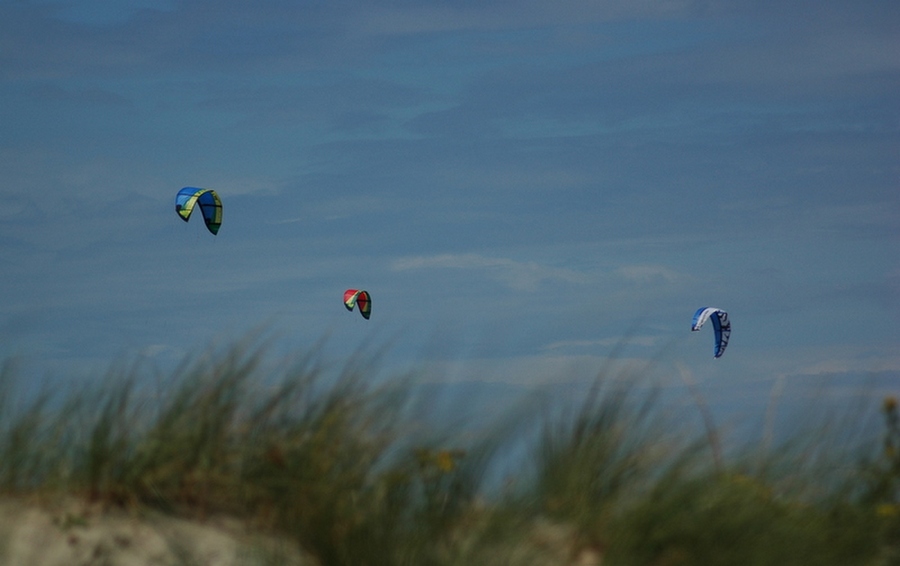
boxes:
[542,335,659,351]
[696,20,900,89]
[180,176,279,197]
[734,343,900,387]
[391,253,588,290]
[268,194,391,224]
[351,0,697,36]
[792,355,900,378]
[615,264,683,284]
[416,353,661,387]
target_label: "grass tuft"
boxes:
[0,337,897,565]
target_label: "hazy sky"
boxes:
[1,0,897,421]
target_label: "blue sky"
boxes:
[1,0,898,429]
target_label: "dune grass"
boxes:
[0,338,897,565]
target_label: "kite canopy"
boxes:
[691,307,731,358]
[344,289,372,320]
[175,187,223,235]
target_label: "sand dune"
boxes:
[0,498,314,566]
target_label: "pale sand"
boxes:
[0,498,315,566]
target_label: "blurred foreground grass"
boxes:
[0,337,897,565]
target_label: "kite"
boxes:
[175,187,222,235]
[691,307,731,358]
[344,289,372,320]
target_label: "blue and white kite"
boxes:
[691,307,731,358]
